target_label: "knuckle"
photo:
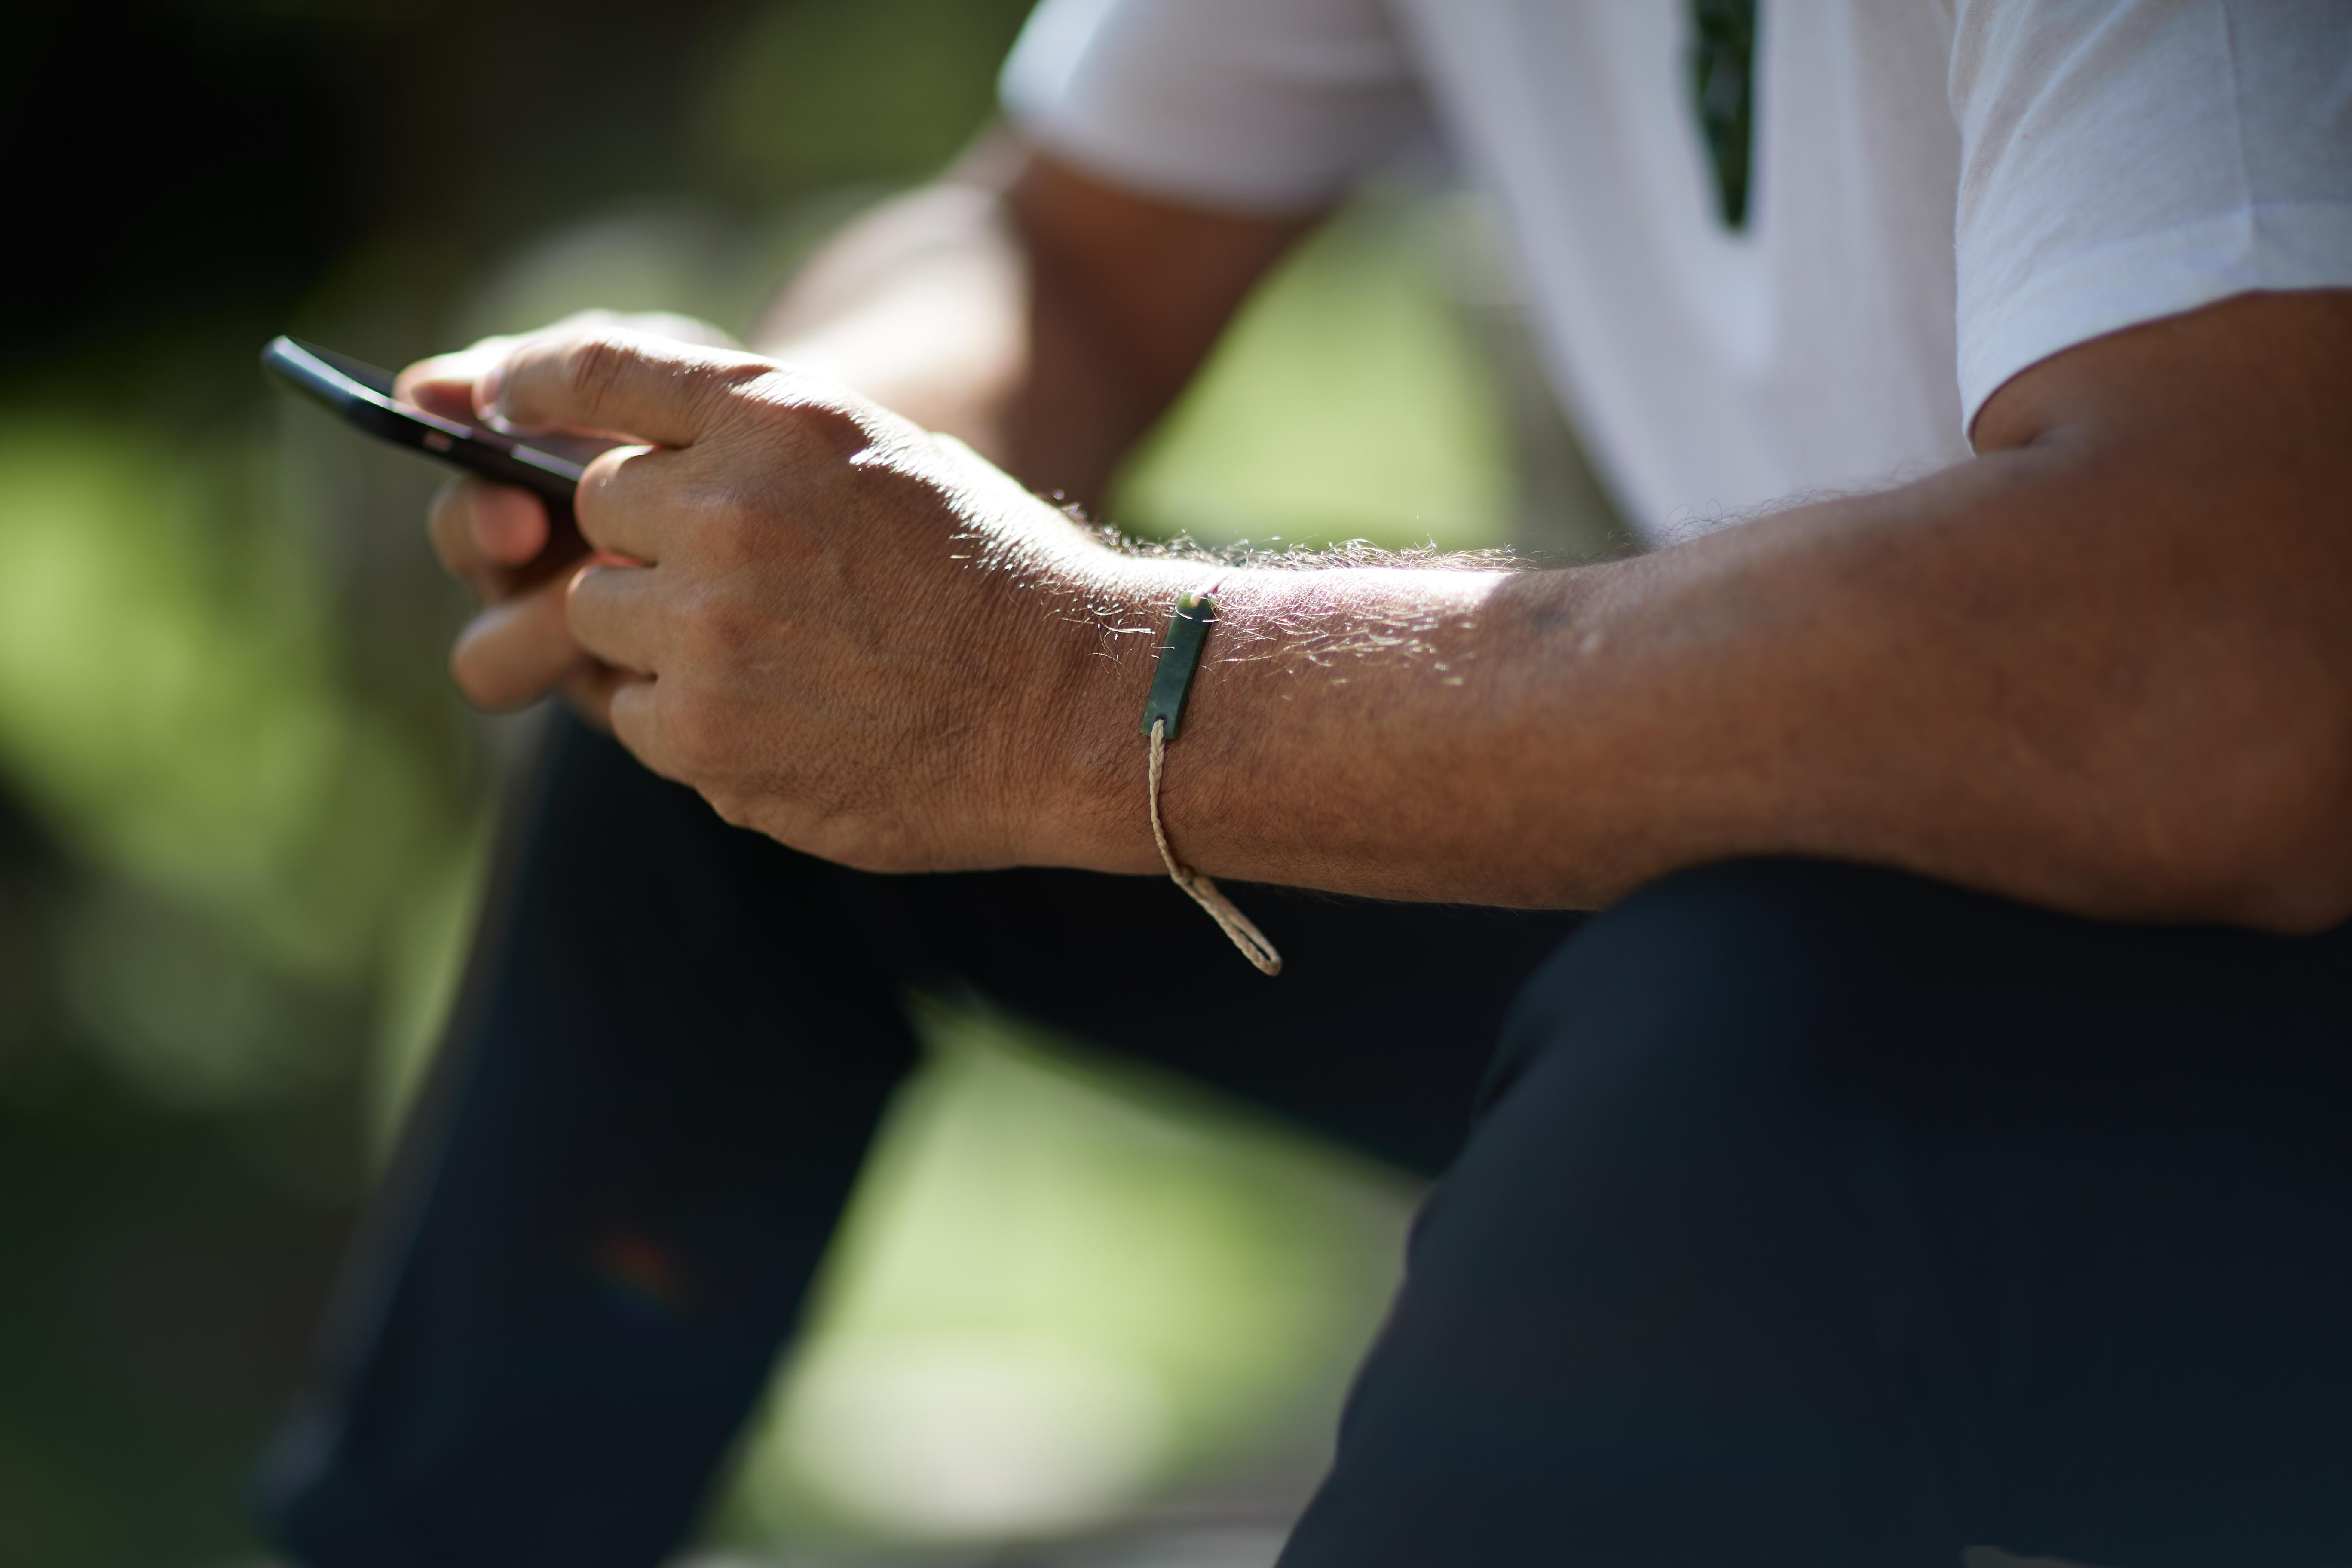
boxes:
[686,366,746,426]
[660,689,735,774]
[738,368,857,441]
[780,392,871,459]
[677,593,749,668]
[560,335,633,418]
[709,502,762,566]
[693,482,772,567]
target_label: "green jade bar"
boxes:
[1140,591,1217,741]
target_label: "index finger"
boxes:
[483,328,772,450]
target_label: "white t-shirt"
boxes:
[1001,0,2352,543]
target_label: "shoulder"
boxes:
[1948,0,2352,431]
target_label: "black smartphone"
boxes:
[262,335,598,578]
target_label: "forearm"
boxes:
[1079,470,2306,919]
[1046,295,2352,930]
[752,142,1314,511]
[748,178,1030,466]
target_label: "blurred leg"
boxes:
[257,713,925,1568]
[1276,858,2352,1568]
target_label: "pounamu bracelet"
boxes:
[1140,590,1216,740]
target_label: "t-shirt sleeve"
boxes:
[1950,0,2352,431]
[998,0,1427,215]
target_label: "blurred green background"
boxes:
[1,3,1621,1562]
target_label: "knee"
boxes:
[1485,857,1947,1116]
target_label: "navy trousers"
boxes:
[258,712,2352,1567]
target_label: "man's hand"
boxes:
[395,151,1315,721]
[394,310,739,715]
[487,325,1191,873]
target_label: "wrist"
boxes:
[995,554,1531,889]
[1072,563,1522,891]
[1010,557,1218,874]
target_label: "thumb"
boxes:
[480,327,770,448]
[395,333,520,421]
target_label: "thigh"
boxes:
[1277,858,2352,1568]
[1877,885,2352,1565]
[889,870,1584,1177]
